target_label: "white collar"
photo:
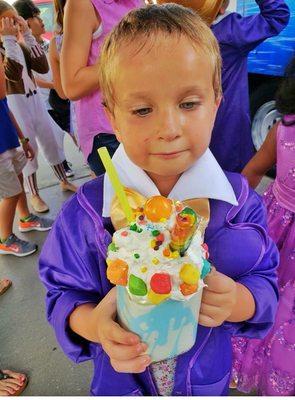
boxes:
[102,145,238,217]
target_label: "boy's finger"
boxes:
[107,320,140,345]
[203,269,233,294]
[111,354,151,374]
[198,312,220,328]
[103,339,147,361]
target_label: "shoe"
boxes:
[0,369,28,396]
[19,214,53,232]
[60,181,77,192]
[30,195,49,213]
[62,160,75,178]
[0,234,37,257]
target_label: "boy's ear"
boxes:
[104,107,122,142]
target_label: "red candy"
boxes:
[156,233,165,242]
[121,231,128,237]
[150,273,171,294]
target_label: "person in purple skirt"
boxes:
[39,5,279,396]
[231,57,295,396]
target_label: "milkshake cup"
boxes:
[106,195,211,362]
[117,285,203,362]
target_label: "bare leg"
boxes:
[16,174,31,220]
[0,193,20,240]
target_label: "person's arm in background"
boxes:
[242,123,277,188]
[219,0,290,54]
[61,0,100,100]
[49,37,66,99]
[0,18,23,82]
[0,55,6,99]
[35,77,54,90]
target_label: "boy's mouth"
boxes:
[150,150,187,159]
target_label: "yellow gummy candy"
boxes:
[147,289,170,305]
[179,263,200,285]
[152,258,159,265]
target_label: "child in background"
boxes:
[0,55,52,257]
[231,57,295,396]
[60,0,144,176]
[158,0,290,172]
[39,5,279,396]
[13,0,75,178]
[0,1,76,214]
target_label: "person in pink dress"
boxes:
[60,0,144,176]
[231,56,295,395]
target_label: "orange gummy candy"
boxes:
[106,259,128,286]
[144,196,173,222]
[180,282,198,296]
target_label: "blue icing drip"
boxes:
[117,286,197,360]
[201,258,211,279]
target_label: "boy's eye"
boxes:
[132,107,152,116]
[180,101,199,110]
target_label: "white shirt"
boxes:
[102,145,238,217]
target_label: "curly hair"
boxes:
[276,56,295,117]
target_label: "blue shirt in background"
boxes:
[0,97,19,155]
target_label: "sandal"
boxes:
[0,369,28,396]
[0,279,12,296]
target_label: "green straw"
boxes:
[98,147,134,223]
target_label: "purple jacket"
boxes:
[210,0,290,172]
[39,172,279,396]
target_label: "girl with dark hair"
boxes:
[232,57,295,395]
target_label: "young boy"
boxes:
[0,57,52,257]
[158,0,290,172]
[39,5,279,396]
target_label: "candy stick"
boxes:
[97,147,134,223]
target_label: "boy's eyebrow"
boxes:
[122,86,206,104]
[178,85,206,97]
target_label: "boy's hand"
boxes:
[22,142,34,160]
[0,18,18,37]
[15,16,30,35]
[199,267,237,327]
[93,288,151,373]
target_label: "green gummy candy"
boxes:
[108,242,118,252]
[129,274,147,296]
[130,223,138,232]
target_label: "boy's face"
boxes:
[27,13,45,36]
[107,34,220,182]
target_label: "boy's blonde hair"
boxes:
[98,4,222,112]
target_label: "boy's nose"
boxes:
[158,110,181,141]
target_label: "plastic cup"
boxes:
[117,285,203,362]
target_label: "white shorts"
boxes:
[0,148,27,199]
